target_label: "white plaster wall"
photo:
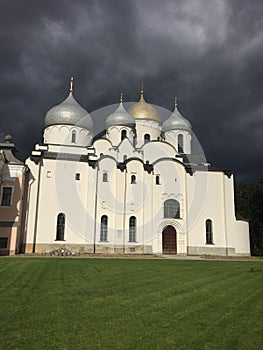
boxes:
[164,130,192,154]
[142,141,177,163]
[92,138,112,158]
[24,158,40,245]
[152,159,187,254]
[44,125,93,147]
[187,172,227,247]
[106,126,134,146]
[223,176,250,254]
[116,139,142,163]
[25,157,97,250]
[135,120,161,147]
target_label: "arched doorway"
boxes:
[162,225,177,254]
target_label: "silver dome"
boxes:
[162,105,191,132]
[44,93,93,130]
[105,102,135,128]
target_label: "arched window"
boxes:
[121,130,127,141]
[144,134,150,143]
[56,213,65,241]
[156,175,160,185]
[71,130,76,143]
[129,216,136,242]
[178,134,184,153]
[206,219,213,244]
[103,172,108,182]
[100,215,108,242]
[164,199,180,219]
[131,175,136,184]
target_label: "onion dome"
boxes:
[105,93,135,128]
[162,98,191,132]
[44,78,93,130]
[128,88,160,123]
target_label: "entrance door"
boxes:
[162,226,177,254]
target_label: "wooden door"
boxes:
[162,226,177,254]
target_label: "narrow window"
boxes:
[156,175,160,185]
[100,215,108,242]
[206,219,213,244]
[131,175,136,184]
[129,216,136,242]
[164,199,180,219]
[1,187,12,206]
[71,130,76,143]
[75,173,80,181]
[123,155,127,162]
[103,172,108,182]
[56,213,65,241]
[121,130,127,141]
[144,134,150,143]
[0,237,8,249]
[178,134,184,153]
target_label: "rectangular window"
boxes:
[75,173,80,181]
[46,171,52,178]
[1,187,12,206]
[0,237,8,249]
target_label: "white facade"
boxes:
[22,89,250,256]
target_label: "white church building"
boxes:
[22,82,250,256]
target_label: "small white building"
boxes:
[23,85,250,256]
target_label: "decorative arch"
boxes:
[158,219,182,233]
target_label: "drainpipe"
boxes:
[184,171,189,256]
[93,163,99,254]
[122,169,127,253]
[223,175,228,256]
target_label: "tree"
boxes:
[235,178,263,255]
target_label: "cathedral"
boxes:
[0,80,251,256]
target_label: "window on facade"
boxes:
[56,213,65,241]
[131,175,136,184]
[71,130,76,143]
[164,199,180,219]
[156,175,160,185]
[0,237,8,249]
[206,219,213,244]
[103,172,108,182]
[1,187,12,206]
[129,216,136,242]
[178,134,184,153]
[121,130,127,141]
[100,215,108,242]
[123,155,127,162]
[75,173,80,181]
[144,134,150,143]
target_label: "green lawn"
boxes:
[0,258,262,350]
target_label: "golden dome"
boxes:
[128,90,161,122]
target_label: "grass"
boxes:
[0,258,262,350]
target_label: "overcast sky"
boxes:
[0,0,262,181]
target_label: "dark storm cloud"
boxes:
[0,0,262,181]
